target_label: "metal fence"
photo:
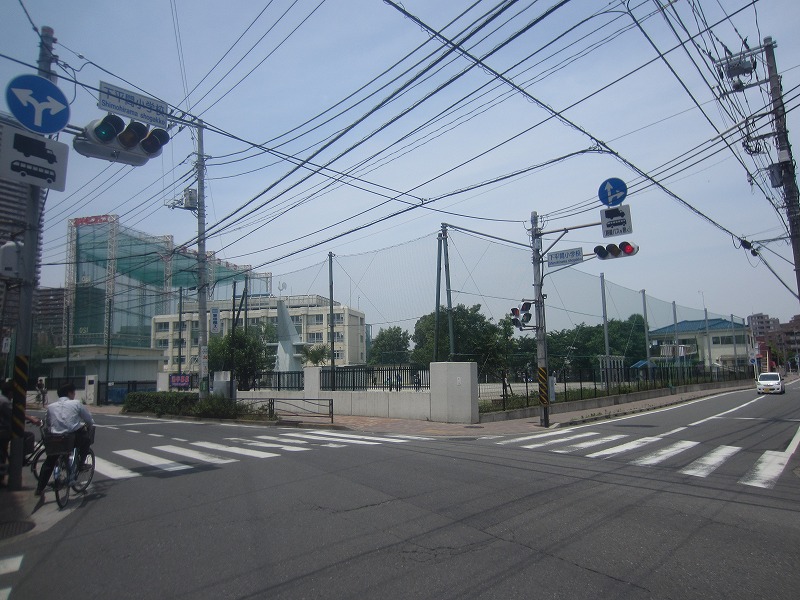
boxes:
[253,371,304,391]
[479,365,752,411]
[321,365,429,391]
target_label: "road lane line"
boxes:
[154,445,239,464]
[552,434,628,453]
[93,456,142,479]
[738,424,800,488]
[114,449,193,472]
[631,440,700,466]
[497,430,577,445]
[296,431,409,443]
[586,436,662,458]
[689,397,762,426]
[224,438,309,452]
[680,445,741,477]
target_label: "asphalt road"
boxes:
[2,385,799,599]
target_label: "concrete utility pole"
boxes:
[531,212,549,427]
[196,121,209,398]
[763,37,800,302]
[8,26,55,489]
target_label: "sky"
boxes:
[2,0,800,331]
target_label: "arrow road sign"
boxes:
[598,177,627,207]
[5,74,70,134]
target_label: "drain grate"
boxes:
[0,521,35,540]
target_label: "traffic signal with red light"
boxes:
[73,114,170,166]
[594,241,638,260]
[510,301,534,330]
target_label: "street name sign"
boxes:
[5,74,70,134]
[0,122,68,191]
[98,81,169,129]
[600,205,633,238]
[547,247,584,267]
[598,177,627,207]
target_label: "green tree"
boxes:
[208,324,276,390]
[411,304,506,375]
[301,343,330,366]
[368,326,411,364]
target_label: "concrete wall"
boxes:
[236,363,479,424]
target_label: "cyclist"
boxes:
[35,383,94,497]
[36,379,47,406]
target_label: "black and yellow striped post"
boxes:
[7,355,30,489]
[538,366,550,427]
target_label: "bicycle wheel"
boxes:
[72,449,95,493]
[53,456,71,509]
[30,447,45,481]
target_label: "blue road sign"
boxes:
[5,74,70,134]
[598,177,627,207]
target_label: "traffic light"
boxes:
[594,241,638,260]
[510,302,533,331]
[72,114,170,166]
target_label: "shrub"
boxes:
[123,392,198,416]
[192,394,245,419]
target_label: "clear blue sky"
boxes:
[2,0,800,326]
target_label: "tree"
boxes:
[411,304,506,375]
[301,343,330,366]
[368,326,411,364]
[208,324,276,390]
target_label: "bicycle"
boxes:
[26,423,47,480]
[43,427,96,509]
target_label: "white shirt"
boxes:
[46,397,94,435]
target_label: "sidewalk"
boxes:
[0,383,754,544]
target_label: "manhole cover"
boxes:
[0,521,35,540]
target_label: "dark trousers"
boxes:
[36,428,91,493]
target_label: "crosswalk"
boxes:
[497,428,798,489]
[91,429,417,481]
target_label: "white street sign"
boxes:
[600,205,633,238]
[98,81,169,129]
[547,247,584,267]
[0,122,69,191]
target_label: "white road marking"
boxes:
[154,445,238,464]
[297,431,409,443]
[254,435,308,445]
[521,432,598,449]
[279,432,380,445]
[0,556,22,576]
[224,437,309,452]
[680,446,741,477]
[191,441,280,458]
[552,434,628,453]
[739,424,800,489]
[93,456,142,479]
[586,436,662,459]
[497,430,575,445]
[114,449,193,472]
[631,440,700,466]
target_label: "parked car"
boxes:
[756,372,784,394]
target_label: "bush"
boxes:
[123,392,198,416]
[123,391,246,419]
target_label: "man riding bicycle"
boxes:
[35,383,94,497]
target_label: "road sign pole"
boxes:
[8,26,56,490]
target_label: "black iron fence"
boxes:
[252,371,304,391]
[321,365,429,391]
[479,365,752,411]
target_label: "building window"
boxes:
[328,332,344,342]
[308,332,323,343]
[313,314,324,325]
[157,339,169,348]
[156,322,170,332]
[333,314,343,324]
[334,350,343,360]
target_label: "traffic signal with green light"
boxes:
[73,114,169,166]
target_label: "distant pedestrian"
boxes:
[413,373,421,391]
[395,373,402,391]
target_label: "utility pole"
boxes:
[177,287,183,376]
[8,26,55,489]
[196,121,209,398]
[763,37,800,301]
[328,252,336,390]
[531,212,549,427]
